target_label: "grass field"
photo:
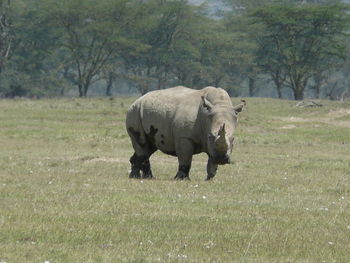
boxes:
[0,97,350,263]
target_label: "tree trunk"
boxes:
[78,82,89,97]
[313,73,322,99]
[292,81,305,100]
[78,84,84,97]
[276,83,282,99]
[248,77,256,97]
[290,76,308,100]
[83,82,89,97]
[294,89,304,100]
[106,73,113,96]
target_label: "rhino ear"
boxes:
[201,95,214,111]
[233,100,246,115]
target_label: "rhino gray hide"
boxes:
[125,86,245,180]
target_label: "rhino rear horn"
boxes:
[201,95,214,111]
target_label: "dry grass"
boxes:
[0,97,350,262]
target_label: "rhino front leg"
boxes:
[175,164,191,180]
[206,158,218,181]
[174,139,193,180]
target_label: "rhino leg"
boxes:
[174,164,191,180]
[174,139,193,180]
[140,159,153,179]
[129,153,154,179]
[206,158,218,180]
[129,153,142,179]
[127,125,156,179]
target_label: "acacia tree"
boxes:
[1,0,66,97]
[122,0,205,94]
[46,0,144,97]
[251,3,350,100]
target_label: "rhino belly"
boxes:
[140,112,176,155]
[138,92,199,156]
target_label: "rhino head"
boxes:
[201,95,245,165]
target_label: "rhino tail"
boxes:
[126,106,148,150]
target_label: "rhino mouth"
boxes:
[212,153,230,165]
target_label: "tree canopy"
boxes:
[250,3,350,100]
[0,0,349,100]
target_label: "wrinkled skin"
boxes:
[125,86,245,180]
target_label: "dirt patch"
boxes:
[84,157,128,164]
[280,124,297,129]
[320,109,350,127]
[328,120,350,128]
[327,109,350,118]
[282,117,308,123]
[277,109,350,128]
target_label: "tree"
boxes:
[122,0,205,94]
[224,0,263,97]
[46,0,144,97]
[251,3,350,100]
[1,0,66,97]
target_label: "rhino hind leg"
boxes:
[127,124,157,179]
[140,159,153,179]
[129,153,142,179]
[129,153,154,179]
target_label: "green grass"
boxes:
[1,97,350,262]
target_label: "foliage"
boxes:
[42,0,145,97]
[0,0,65,97]
[0,0,350,99]
[0,0,13,72]
[250,3,350,100]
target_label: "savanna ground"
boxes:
[0,97,350,263]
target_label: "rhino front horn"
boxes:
[216,124,228,151]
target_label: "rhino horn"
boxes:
[216,124,228,151]
[218,123,226,137]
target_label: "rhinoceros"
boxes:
[125,86,245,180]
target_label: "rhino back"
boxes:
[127,86,203,154]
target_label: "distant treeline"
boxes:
[0,0,349,100]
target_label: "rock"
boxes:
[295,100,323,108]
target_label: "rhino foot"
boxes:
[140,159,153,179]
[129,167,141,179]
[174,165,191,180]
[206,158,217,181]
[174,173,190,180]
[129,153,155,179]
[142,170,154,179]
[205,175,214,181]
